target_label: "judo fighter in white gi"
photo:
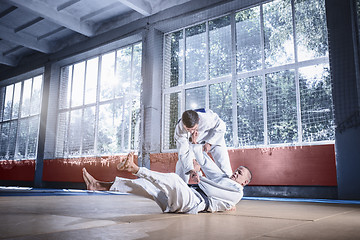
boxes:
[82,147,252,214]
[175,109,233,183]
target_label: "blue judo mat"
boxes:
[242,196,360,205]
[1,186,359,205]
[0,186,127,196]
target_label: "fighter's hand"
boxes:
[190,170,200,183]
[193,159,201,172]
[191,130,198,144]
[203,143,211,153]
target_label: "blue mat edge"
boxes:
[1,187,360,205]
[242,196,360,205]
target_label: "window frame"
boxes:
[0,68,44,160]
[161,0,334,152]
[54,40,143,158]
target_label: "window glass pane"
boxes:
[100,51,116,101]
[82,106,95,155]
[68,109,82,156]
[130,43,142,150]
[71,61,85,107]
[295,0,328,61]
[185,23,206,83]
[209,15,231,78]
[299,64,334,142]
[8,120,17,159]
[185,87,206,110]
[236,7,262,72]
[31,75,42,115]
[209,82,233,145]
[122,100,131,150]
[0,88,3,121]
[16,118,29,159]
[98,102,122,154]
[164,31,184,88]
[266,70,297,144]
[237,76,264,146]
[3,84,14,121]
[55,112,69,157]
[27,116,39,158]
[263,0,294,67]
[163,92,181,150]
[133,43,143,91]
[59,66,72,109]
[115,47,132,99]
[84,57,98,105]
[12,83,21,119]
[131,97,141,150]
[0,122,10,159]
[21,79,32,117]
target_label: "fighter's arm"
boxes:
[200,177,243,207]
[200,110,226,146]
[175,123,196,174]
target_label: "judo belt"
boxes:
[189,184,209,212]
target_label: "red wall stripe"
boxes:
[0,145,336,186]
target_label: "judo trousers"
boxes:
[110,167,206,214]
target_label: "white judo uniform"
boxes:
[174,109,233,182]
[109,145,243,214]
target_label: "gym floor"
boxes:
[1,189,360,240]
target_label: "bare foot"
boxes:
[117,152,139,174]
[226,206,237,212]
[82,168,110,191]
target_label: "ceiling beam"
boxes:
[117,0,152,16]
[0,6,17,18]
[5,0,95,37]
[0,53,17,66]
[0,24,53,53]
[57,0,81,11]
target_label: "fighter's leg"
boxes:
[175,160,190,183]
[82,168,113,191]
[110,177,169,212]
[209,145,233,177]
[115,152,201,213]
[116,152,139,174]
[136,167,202,213]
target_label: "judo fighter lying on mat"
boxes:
[82,145,252,214]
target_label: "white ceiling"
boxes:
[0,0,191,73]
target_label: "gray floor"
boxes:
[1,193,360,240]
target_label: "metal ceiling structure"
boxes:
[0,0,190,77]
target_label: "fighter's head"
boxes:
[230,166,252,186]
[182,110,199,133]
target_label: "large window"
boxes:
[0,75,43,160]
[56,42,142,157]
[163,0,334,150]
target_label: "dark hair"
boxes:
[182,110,199,128]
